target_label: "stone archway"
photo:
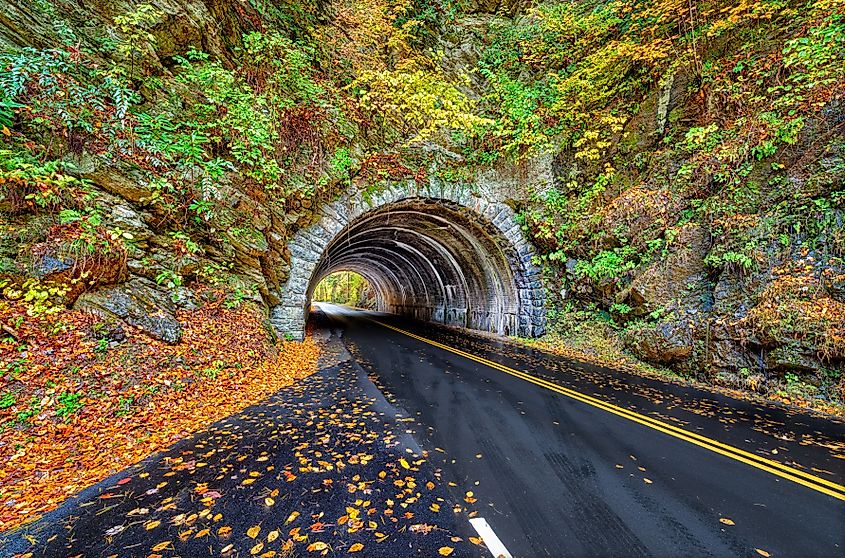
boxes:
[270,180,546,340]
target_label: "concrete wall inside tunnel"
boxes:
[270,181,546,340]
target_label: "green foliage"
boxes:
[0,391,15,409]
[55,391,83,418]
[0,146,90,211]
[200,360,225,380]
[155,269,182,289]
[354,67,490,145]
[0,98,24,128]
[114,396,134,417]
[0,47,136,134]
[94,337,109,354]
[705,249,755,272]
[320,147,355,187]
[575,247,637,283]
[112,3,162,78]
[15,396,41,424]
[313,271,372,306]
[223,285,256,309]
[395,0,463,35]
[609,302,633,316]
[473,1,650,157]
[2,354,28,380]
[1,278,69,316]
[779,6,845,108]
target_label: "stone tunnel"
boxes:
[270,180,547,340]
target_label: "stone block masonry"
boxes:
[270,179,547,340]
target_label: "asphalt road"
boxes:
[319,303,845,558]
[4,304,843,558]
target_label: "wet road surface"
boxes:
[322,304,844,558]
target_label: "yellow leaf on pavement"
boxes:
[247,525,261,539]
[348,543,364,552]
[438,547,454,556]
[719,518,735,526]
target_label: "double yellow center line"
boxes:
[373,320,845,502]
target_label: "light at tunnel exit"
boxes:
[312,271,375,308]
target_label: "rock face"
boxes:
[628,224,711,316]
[74,277,185,343]
[624,320,694,365]
[622,225,710,369]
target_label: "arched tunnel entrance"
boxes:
[270,189,545,340]
[310,198,532,332]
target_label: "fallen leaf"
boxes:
[348,543,364,552]
[438,547,454,556]
[719,518,735,526]
[247,525,261,539]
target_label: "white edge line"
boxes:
[469,517,514,558]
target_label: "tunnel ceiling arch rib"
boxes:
[271,185,546,340]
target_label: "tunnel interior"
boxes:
[304,198,543,337]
